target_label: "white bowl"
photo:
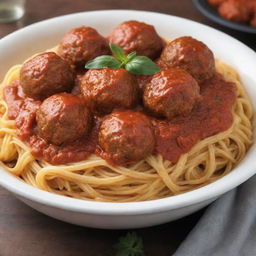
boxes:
[0,10,256,229]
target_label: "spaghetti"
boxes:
[0,58,253,202]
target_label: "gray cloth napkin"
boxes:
[173,175,256,256]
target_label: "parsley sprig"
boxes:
[85,44,160,76]
[114,232,144,256]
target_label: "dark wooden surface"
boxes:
[0,1,255,256]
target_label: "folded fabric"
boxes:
[173,175,256,256]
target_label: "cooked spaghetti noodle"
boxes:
[0,56,253,202]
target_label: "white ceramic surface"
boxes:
[0,10,256,229]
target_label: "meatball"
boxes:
[143,68,200,119]
[58,26,110,68]
[20,52,74,100]
[36,93,90,145]
[72,73,84,96]
[159,36,215,83]
[99,110,155,165]
[136,74,153,91]
[108,20,164,59]
[80,68,137,113]
[218,0,251,23]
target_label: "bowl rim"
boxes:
[0,9,256,216]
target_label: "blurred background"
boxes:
[0,0,255,49]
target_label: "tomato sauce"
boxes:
[155,72,236,163]
[3,72,236,165]
[4,81,97,165]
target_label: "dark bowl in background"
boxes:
[192,0,256,34]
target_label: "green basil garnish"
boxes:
[125,56,160,75]
[126,51,137,61]
[85,55,122,69]
[85,43,160,76]
[109,43,127,63]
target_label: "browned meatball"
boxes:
[218,0,251,23]
[143,68,200,119]
[136,74,153,91]
[108,20,164,59]
[159,36,215,83]
[58,26,110,68]
[72,73,84,96]
[36,93,90,145]
[20,52,74,100]
[80,68,137,113]
[99,110,155,165]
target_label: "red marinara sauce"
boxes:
[154,72,236,163]
[3,71,236,165]
[3,80,97,165]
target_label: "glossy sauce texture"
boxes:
[98,110,155,165]
[4,71,236,165]
[155,72,236,162]
[143,68,200,119]
[80,68,137,114]
[20,52,74,100]
[58,26,110,68]
[159,36,215,83]
[4,81,97,164]
[108,20,164,59]
[36,93,90,145]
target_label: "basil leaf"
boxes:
[114,232,144,256]
[109,43,127,62]
[127,51,137,61]
[85,55,122,69]
[125,56,160,75]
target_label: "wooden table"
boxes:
[0,1,255,255]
